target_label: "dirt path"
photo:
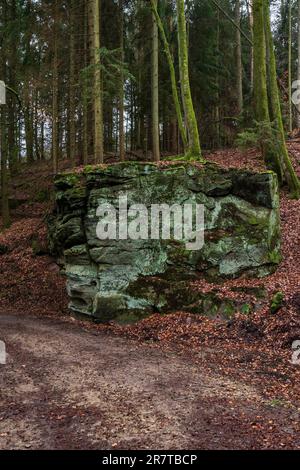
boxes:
[0,313,299,450]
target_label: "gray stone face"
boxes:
[48,162,281,322]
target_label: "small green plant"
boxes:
[267,398,288,408]
[35,189,50,203]
[270,291,284,314]
[240,303,251,315]
[235,129,259,149]
[31,239,48,256]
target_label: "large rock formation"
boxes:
[48,162,281,322]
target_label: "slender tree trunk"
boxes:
[136,39,143,150]
[235,0,243,114]
[7,0,18,173]
[253,0,281,175]
[24,93,34,163]
[297,0,300,127]
[83,1,88,165]
[216,6,221,147]
[246,0,254,93]
[0,108,10,228]
[288,0,293,132]
[264,0,300,198]
[88,0,104,163]
[34,91,40,160]
[40,119,45,160]
[0,0,10,228]
[253,0,269,123]
[52,0,59,173]
[176,0,202,159]
[152,0,160,162]
[150,0,187,152]
[69,0,76,165]
[119,0,125,161]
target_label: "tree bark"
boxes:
[0,0,10,227]
[83,1,89,165]
[235,0,243,114]
[176,0,202,159]
[119,0,125,161]
[264,0,300,198]
[152,0,160,162]
[69,0,76,165]
[52,0,59,173]
[253,0,282,176]
[297,0,300,127]
[288,0,293,132]
[150,0,188,152]
[0,108,10,228]
[88,0,104,163]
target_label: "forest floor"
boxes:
[0,312,299,450]
[0,146,300,449]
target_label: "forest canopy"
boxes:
[1,0,300,228]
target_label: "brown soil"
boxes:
[0,313,299,450]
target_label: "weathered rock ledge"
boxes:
[48,162,281,323]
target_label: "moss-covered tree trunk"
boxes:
[82,1,88,165]
[253,0,283,180]
[253,0,269,123]
[152,0,160,162]
[288,0,293,133]
[297,0,300,128]
[176,0,202,159]
[235,0,243,115]
[150,0,187,153]
[264,0,300,198]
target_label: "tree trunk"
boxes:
[247,0,254,94]
[176,0,202,159]
[264,0,300,198]
[0,108,10,228]
[7,0,18,173]
[150,0,187,152]
[119,0,125,161]
[235,0,243,114]
[0,0,10,228]
[83,1,88,165]
[253,0,283,178]
[288,0,293,132]
[40,120,45,161]
[152,0,160,162]
[297,0,300,127]
[88,0,104,163]
[69,0,76,165]
[253,0,269,123]
[52,0,59,173]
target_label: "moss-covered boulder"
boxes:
[48,162,281,322]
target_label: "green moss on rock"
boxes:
[48,162,281,323]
